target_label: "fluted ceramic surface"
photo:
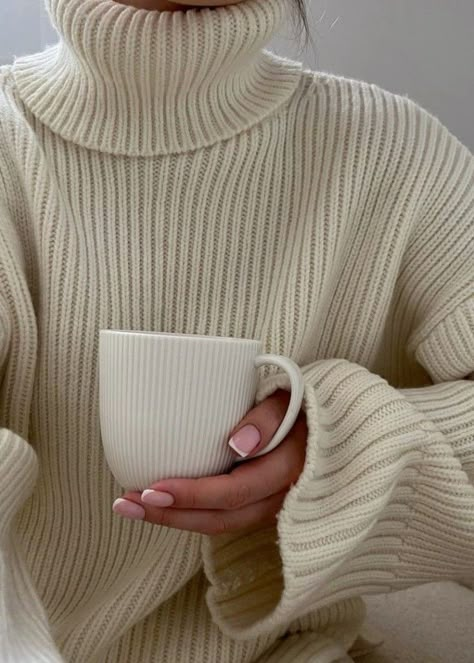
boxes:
[99,331,262,490]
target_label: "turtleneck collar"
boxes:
[12,0,303,156]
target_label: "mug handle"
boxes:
[234,354,305,462]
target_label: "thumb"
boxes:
[227,389,291,458]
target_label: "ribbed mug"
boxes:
[99,330,305,490]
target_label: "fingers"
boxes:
[125,489,287,535]
[114,392,309,534]
[133,421,307,511]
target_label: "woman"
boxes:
[0,0,473,660]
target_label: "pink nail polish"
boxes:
[141,490,175,507]
[112,498,145,520]
[228,424,261,457]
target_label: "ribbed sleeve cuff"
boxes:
[400,380,474,480]
[253,631,353,663]
[201,359,474,641]
[0,428,38,537]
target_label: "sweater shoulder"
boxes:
[0,65,29,196]
[296,68,472,159]
[297,68,440,126]
[292,69,473,207]
[0,66,13,194]
[0,64,21,168]
[0,64,17,120]
[0,63,13,87]
[0,66,29,245]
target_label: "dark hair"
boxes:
[289,0,314,55]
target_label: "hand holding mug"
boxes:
[113,389,308,534]
[100,330,307,534]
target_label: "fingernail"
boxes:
[141,490,175,507]
[112,498,145,520]
[228,424,261,457]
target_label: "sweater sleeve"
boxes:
[0,193,64,660]
[200,107,474,641]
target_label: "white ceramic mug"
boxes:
[99,330,305,490]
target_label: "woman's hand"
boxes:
[112,389,308,535]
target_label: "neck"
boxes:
[13,0,303,156]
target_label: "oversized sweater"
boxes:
[0,0,473,660]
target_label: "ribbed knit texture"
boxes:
[0,0,473,660]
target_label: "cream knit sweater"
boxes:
[0,0,473,660]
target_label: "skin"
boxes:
[113,389,308,535]
[111,0,308,535]
[116,0,243,12]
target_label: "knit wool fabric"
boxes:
[0,0,473,660]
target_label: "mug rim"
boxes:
[99,330,261,344]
